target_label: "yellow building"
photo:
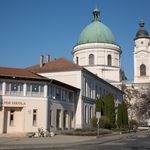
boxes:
[0,67,78,134]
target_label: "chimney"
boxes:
[53,58,56,61]
[40,55,44,67]
[46,54,50,63]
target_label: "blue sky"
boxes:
[0,0,150,80]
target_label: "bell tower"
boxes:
[133,19,150,82]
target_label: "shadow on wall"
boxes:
[47,89,80,132]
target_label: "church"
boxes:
[26,7,125,129]
[1,6,149,134]
[27,7,150,125]
[72,7,126,82]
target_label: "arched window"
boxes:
[108,54,111,66]
[89,54,94,65]
[76,57,78,65]
[140,64,146,76]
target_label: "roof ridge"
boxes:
[26,57,82,72]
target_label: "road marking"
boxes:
[101,142,126,145]
[125,139,136,141]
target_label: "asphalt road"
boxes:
[13,132,150,150]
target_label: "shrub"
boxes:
[61,129,110,136]
[104,92,116,128]
[121,101,128,125]
[95,98,101,114]
[74,128,96,132]
[99,116,110,129]
[111,128,126,132]
[117,103,122,127]
[129,119,138,129]
[90,116,97,128]
[120,125,129,129]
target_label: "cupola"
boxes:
[134,19,150,40]
[77,7,116,45]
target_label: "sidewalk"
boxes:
[0,131,147,149]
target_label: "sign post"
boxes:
[96,112,101,137]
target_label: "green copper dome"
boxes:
[77,8,116,45]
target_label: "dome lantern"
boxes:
[139,18,145,28]
[134,18,150,40]
[92,7,100,22]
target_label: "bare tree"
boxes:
[120,84,139,109]
[117,84,150,123]
[136,87,150,121]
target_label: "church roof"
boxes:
[77,7,116,45]
[26,57,83,73]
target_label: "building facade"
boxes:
[27,57,124,129]
[0,67,79,133]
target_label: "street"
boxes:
[6,132,150,150]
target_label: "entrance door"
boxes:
[3,107,23,133]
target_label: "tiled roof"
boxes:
[0,66,79,90]
[26,57,83,72]
[0,67,43,78]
